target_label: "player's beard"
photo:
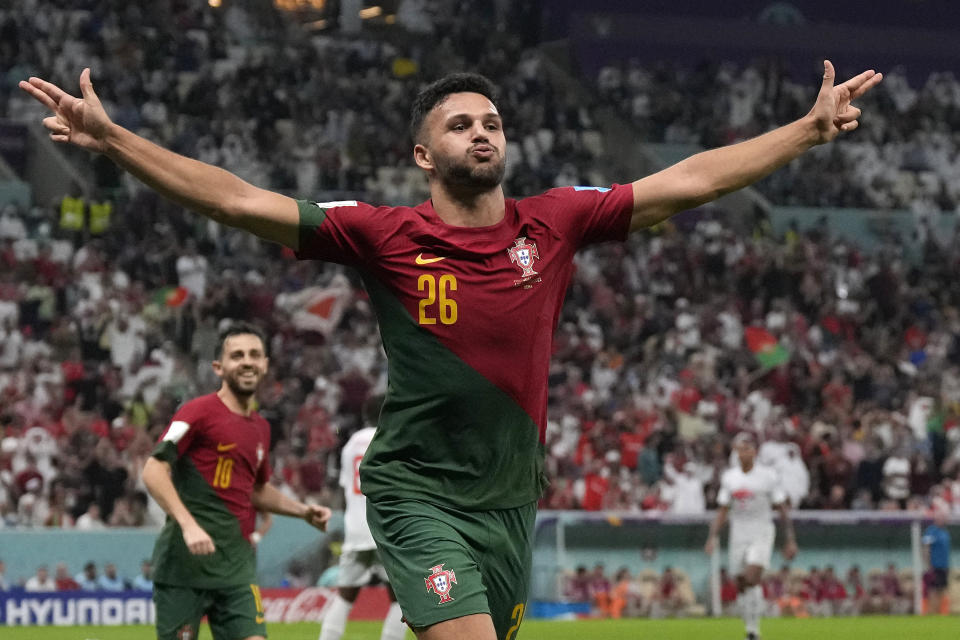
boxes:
[224,369,261,399]
[434,148,505,191]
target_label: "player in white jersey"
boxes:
[319,396,407,640]
[705,432,797,640]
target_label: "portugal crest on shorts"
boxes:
[508,237,542,287]
[425,564,457,604]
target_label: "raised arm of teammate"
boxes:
[776,501,798,560]
[251,481,333,531]
[629,60,883,230]
[18,69,299,248]
[704,504,729,555]
[142,457,216,555]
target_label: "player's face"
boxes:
[417,92,506,190]
[213,333,268,398]
[736,440,756,467]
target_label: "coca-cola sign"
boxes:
[260,586,391,622]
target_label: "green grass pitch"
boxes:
[1,617,956,640]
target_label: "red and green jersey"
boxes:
[296,185,633,510]
[150,393,272,588]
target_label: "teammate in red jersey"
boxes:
[22,60,880,640]
[142,323,332,640]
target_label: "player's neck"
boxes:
[430,183,505,227]
[217,387,255,417]
[740,460,754,473]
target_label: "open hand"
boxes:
[808,60,883,144]
[18,68,113,153]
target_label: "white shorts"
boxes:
[337,547,390,587]
[728,530,774,576]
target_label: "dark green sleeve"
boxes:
[151,440,179,465]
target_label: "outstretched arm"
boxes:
[629,60,883,230]
[19,69,299,248]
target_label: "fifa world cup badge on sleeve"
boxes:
[425,564,458,604]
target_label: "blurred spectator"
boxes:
[662,458,708,514]
[777,578,810,618]
[75,503,107,530]
[97,563,126,591]
[54,562,79,590]
[609,567,642,618]
[564,565,590,602]
[75,562,98,590]
[883,449,911,507]
[846,565,866,615]
[882,563,911,614]
[131,559,154,591]
[24,565,55,592]
[651,566,687,617]
[819,566,849,615]
[0,559,8,590]
[589,564,612,617]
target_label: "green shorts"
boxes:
[367,498,536,640]
[154,582,267,640]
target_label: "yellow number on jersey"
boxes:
[213,456,234,489]
[418,274,458,325]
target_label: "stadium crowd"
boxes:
[0,0,959,543]
[597,57,960,211]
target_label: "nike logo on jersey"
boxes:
[416,254,446,265]
[216,442,237,452]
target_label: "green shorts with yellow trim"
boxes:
[154,581,267,640]
[366,498,536,640]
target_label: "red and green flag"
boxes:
[152,286,189,307]
[744,326,790,368]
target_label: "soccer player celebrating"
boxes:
[705,432,797,640]
[142,323,332,640]
[22,60,877,640]
[318,394,407,640]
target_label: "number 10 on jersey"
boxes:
[418,274,458,325]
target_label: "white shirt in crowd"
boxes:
[176,253,209,300]
[717,463,785,539]
[759,441,810,507]
[24,573,56,592]
[663,463,708,514]
[882,455,911,500]
[339,426,377,552]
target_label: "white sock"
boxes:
[319,595,352,640]
[744,585,762,635]
[379,602,407,640]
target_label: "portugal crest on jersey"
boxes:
[508,237,542,287]
[425,564,457,604]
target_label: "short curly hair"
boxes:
[409,72,499,144]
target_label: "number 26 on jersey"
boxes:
[418,274,458,325]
